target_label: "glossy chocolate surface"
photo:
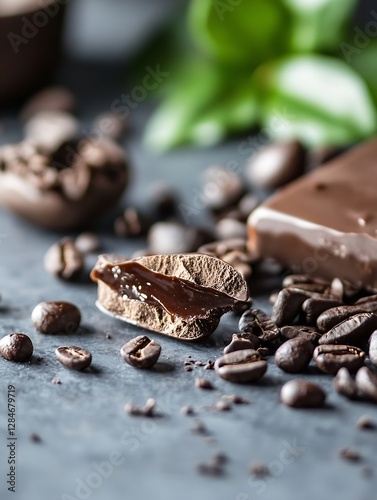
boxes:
[91,260,240,321]
[248,139,377,289]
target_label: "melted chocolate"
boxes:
[91,261,239,320]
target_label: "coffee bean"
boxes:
[333,367,358,400]
[24,111,79,151]
[55,346,92,371]
[317,304,377,332]
[0,333,33,362]
[146,182,177,220]
[272,288,311,326]
[250,461,270,478]
[355,294,377,305]
[239,309,280,347]
[216,218,247,240]
[257,347,271,357]
[319,313,377,346]
[202,165,245,212]
[275,338,314,373]
[75,232,100,254]
[282,274,329,290]
[355,367,377,403]
[356,415,376,430]
[195,378,214,390]
[31,301,81,334]
[313,345,365,374]
[280,380,326,408]
[114,207,149,238]
[223,333,260,354]
[120,335,161,369]
[44,238,84,281]
[302,297,343,325]
[369,331,377,366]
[246,140,306,190]
[20,87,75,122]
[204,360,215,370]
[280,325,321,344]
[215,349,267,383]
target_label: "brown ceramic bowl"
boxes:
[0,0,66,104]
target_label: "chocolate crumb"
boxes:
[185,365,193,372]
[356,415,376,430]
[181,405,195,416]
[51,378,61,385]
[191,420,208,435]
[195,361,204,366]
[105,333,112,340]
[29,433,42,443]
[214,452,228,465]
[221,394,250,405]
[215,400,232,411]
[195,378,214,390]
[250,461,269,477]
[197,462,224,477]
[339,447,361,462]
[204,360,215,370]
[142,398,157,417]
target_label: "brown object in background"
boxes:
[0,0,66,103]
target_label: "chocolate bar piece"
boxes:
[91,253,249,340]
[248,139,377,290]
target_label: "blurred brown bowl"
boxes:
[0,0,66,104]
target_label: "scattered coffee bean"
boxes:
[120,335,161,369]
[55,346,92,371]
[202,165,244,212]
[339,447,361,462]
[239,309,280,347]
[31,301,81,334]
[195,378,214,390]
[275,338,314,373]
[0,333,33,362]
[333,368,358,400]
[282,274,329,290]
[369,331,377,366]
[223,333,259,354]
[215,349,267,383]
[246,140,306,190]
[355,294,377,305]
[319,313,377,346]
[280,380,326,408]
[302,297,343,325]
[280,325,320,344]
[356,415,376,430]
[250,461,270,478]
[317,303,377,332]
[313,345,365,374]
[355,367,377,403]
[257,347,271,357]
[114,207,150,238]
[44,238,84,281]
[181,405,195,416]
[75,232,100,254]
[272,288,312,326]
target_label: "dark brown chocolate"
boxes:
[248,139,377,290]
[91,253,249,340]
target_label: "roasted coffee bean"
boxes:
[329,278,360,301]
[302,297,343,325]
[280,325,321,344]
[20,87,75,122]
[216,218,247,240]
[257,347,271,357]
[202,165,244,212]
[120,335,161,369]
[44,238,84,281]
[55,346,92,371]
[114,207,150,238]
[31,301,81,334]
[272,288,312,326]
[319,313,377,346]
[282,274,329,289]
[317,303,377,332]
[223,333,260,354]
[220,250,253,280]
[25,111,79,151]
[355,294,377,305]
[355,367,377,403]
[333,367,358,400]
[215,349,267,383]
[195,378,214,390]
[92,112,127,141]
[313,345,365,374]
[239,309,280,346]
[368,331,377,366]
[198,238,251,259]
[246,140,306,190]
[75,232,100,254]
[275,338,314,373]
[0,333,33,362]
[146,182,177,220]
[280,380,326,408]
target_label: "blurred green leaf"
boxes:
[144,60,259,151]
[257,55,376,147]
[349,40,377,106]
[282,0,357,52]
[188,0,290,67]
